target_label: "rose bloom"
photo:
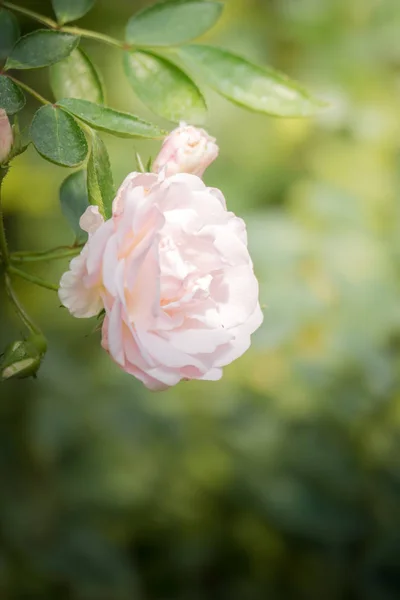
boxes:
[59,172,263,390]
[152,122,218,178]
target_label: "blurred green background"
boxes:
[2,0,400,598]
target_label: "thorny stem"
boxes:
[11,246,82,263]
[8,266,59,292]
[1,2,130,50]
[0,167,58,340]
[5,274,41,335]
[1,1,58,28]
[6,76,50,105]
[0,168,9,268]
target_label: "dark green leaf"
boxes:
[126,0,223,46]
[58,98,165,138]
[123,51,206,123]
[52,0,96,25]
[0,75,25,115]
[59,170,89,243]
[50,48,104,104]
[30,105,88,167]
[0,9,20,62]
[6,30,79,70]
[179,45,323,117]
[87,131,114,218]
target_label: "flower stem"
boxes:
[8,266,59,292]
[0,167,9,268]
[1,1,58,28]
[6,76,50,105]
[4,273,40,334]
[11,246,82,263]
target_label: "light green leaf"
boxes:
[0,9,20,62]
[179,45,323,117]
[50,48,104,104]
[58,98,165,138]
[126,0,223,46]
[87,131,114,218]
[30,105,88,167]
[0,75,25,115]
[52,0,96,25]
[6,30,79,70]
[59,170,89,243]
[123,51,206,123]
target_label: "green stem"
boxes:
[1,1,58,28]
[1,2,130,50]
[6,76,50,105]
[0,168,9,268]
[8,266,59,292]
[62,26,128,50]
[4,273,40,334]
[11,246,82,263]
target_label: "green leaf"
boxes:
[50,48,104,104]
[179,45,323,117]
[59,170,89,243]
[30,105,88,167]
[87,131,114,218]
[0,75,25,115]
[6,30,79,70]
[123,51,206,123]
[0,9,20,62]
[58,98,165,138]
[8,114,30,161]
[52,0,96,25]
[126,0,223,46]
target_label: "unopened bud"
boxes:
[1,334,47,381]
[0,109,13,165]
[152,123,219,178]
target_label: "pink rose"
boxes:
[59,172,263,390]
[0,109,13,164]
[152,123,218,178]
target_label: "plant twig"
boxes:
[6,76,50,105]
[5,274,41,334]
[10,246,82,262]
[8,266,59,292]
[1,2,130,50]
[1,1,58,28]
[0,168,9,267]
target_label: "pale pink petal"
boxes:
[58,247,103,318]
[200,368,223,381]
[60,168,263,390]
[79,205,104,234]
[105,301,125,366]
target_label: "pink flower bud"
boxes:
[152,122,219,178]
[0,109,13,164]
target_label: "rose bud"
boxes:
[59,171,262,391]
[152,123,219,178]
[1,334,47,381]
[0,109,13,165]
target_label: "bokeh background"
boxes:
[2,0,400,598]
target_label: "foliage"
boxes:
[0,0,320,373]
